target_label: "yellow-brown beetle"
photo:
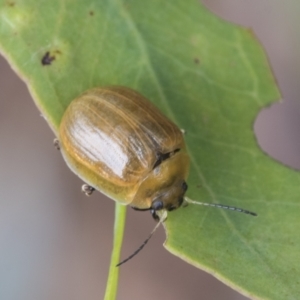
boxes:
[57,86,256,265]
[58,86,256,218]
[58,86,189,220]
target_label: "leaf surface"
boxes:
[0,1,298,299]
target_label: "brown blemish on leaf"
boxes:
[41,51,55,66]
[89,11,94,16]
[41,50,62,66]
[7,1,15,6]
[194,57,200,64]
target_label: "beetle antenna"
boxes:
[116,211,167,267]
[184,197,257,216]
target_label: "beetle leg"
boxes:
[81,184,95,196]
[150,209,160,221]
[131,206,151,211]
[150,209,168,222]
[132,206,160,220]
[53,138,60,150]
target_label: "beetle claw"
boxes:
[53,138,60,150]
[150,209,160,221]
[81,184,95,196]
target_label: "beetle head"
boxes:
[148,180,188,220]
[132,150,189,217]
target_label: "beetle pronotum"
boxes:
[56,86,257,266]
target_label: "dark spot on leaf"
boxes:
[194,57,200,64]
[41,52,55,66]
[7,1,15,7]
[89,11,94,16]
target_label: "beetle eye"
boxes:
[152,200,164,211]
[182,181,188,192]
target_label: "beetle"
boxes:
[58,86,190,220]
[56,86,256,265]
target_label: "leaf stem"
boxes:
[104,203,127,300]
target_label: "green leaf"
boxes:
[0,0,298,299]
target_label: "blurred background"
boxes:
[0,1,299,299]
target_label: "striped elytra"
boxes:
[59,86,190,217]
